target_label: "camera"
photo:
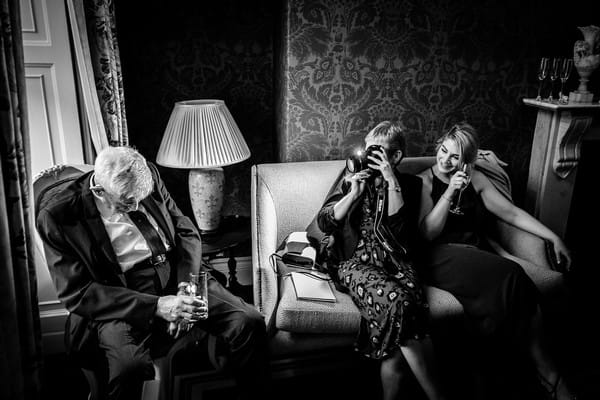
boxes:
[346,144,384,174]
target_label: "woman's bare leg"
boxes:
[380,337,446,400]
[529,305,576,399]
[380,350,409,400]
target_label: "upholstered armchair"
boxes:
[33,165,167,400]
[250,156,566,369]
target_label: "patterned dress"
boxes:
[337,187,430,359]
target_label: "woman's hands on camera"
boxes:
[367,147,395,186]
[348,170,370,200]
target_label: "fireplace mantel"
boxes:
[523,98,600,238]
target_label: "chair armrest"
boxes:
[487,221,566,296]
[251,166,279,328]
[488,220,553,270]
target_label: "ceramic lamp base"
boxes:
[188,168,224,233]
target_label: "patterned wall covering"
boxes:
[115,0,594,218]
[115,1,275,218]
[278,0,591,205]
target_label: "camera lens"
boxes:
[346,151,365,173]
[345,145,384,174]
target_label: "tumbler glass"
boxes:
[188,271,208,320]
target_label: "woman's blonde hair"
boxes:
[436,122,479,164]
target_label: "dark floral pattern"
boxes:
[337,190,429,359]
[278,0,580,204]
[84,0,128,146]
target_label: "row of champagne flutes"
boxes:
[536,57,573,104]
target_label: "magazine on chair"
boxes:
[290,271,336,302]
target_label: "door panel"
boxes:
[21,0,84,354]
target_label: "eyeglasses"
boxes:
[113,196,139,212]
[91,184,139,213]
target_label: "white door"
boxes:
[21,0,84,354]
[21,0,84,177]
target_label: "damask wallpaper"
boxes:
[116,0,593,218]
[278,0,591,204]
[115,1,275,218]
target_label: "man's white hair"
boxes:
[94,146,153,201]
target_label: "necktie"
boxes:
[128,210,167,258]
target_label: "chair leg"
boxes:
[141,379,161,400]
[141,357,169,400]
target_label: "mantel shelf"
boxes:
[523,98,600,111]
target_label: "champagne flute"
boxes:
[547,58,561,102]
[536,57,549,101]
[558,58,573,104]
[448,163,473,215]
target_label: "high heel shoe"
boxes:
[537,373,577,400]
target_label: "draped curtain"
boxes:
[81,0,128,147]
[66,0,110,156]
[0,0,42,399]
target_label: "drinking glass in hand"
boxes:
[187,272,208,321]
[547,58,561,102]
[448,163,473,215]
[558,58,573,104]
[536,57,549,101]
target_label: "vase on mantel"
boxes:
[569,25,600,103]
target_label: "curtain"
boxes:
[83,0,128,147]
[0,0,43,399]
[66,0,110,156]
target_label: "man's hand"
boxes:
[167,320,193,339]
[155,295,206,322]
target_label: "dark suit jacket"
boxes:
[36,162,205,356]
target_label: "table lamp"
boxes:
[156,100,250,234]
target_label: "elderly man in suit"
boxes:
[36,146,268,400]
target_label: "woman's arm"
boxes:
[333,170,369,220]
[317,169,369,234]
[476,172,572,269]
[367,147,405,215]
[418,170,464,241]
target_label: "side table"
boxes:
[201,215,252,302]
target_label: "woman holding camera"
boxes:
[317,121,447,400]
[417,122,576,399]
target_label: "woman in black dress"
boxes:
[417,122,575,400]
[318,121,447,400]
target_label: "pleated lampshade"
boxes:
[156,100,250,168]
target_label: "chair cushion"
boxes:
[275,263,361,334]
[275,271,465,333]
[273,254,465,334]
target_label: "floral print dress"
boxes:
[337,190,430,359]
